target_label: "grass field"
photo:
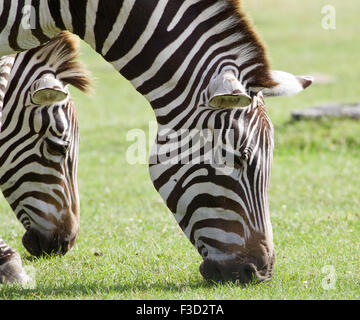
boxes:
[0,0,359,299]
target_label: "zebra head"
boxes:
[149,65,312,284]
[0,32,91,257]
[150,92,274,284]
[199,92,276,284]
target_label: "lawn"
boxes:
[0,0,359,299]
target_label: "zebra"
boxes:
[0,0,313,283]
[0,31,91,283]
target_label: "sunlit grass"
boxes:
[0,0,359,299]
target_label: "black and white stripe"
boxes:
[0,32,90,283]
[0,0,312,283]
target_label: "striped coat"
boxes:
[0,0,312,283]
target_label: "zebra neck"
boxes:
[60,1,275,122]
[0,1,276,122]
[0,0,277,124]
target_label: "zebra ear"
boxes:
[208,70,251,108]
[252,70,313,97]
[30,74,69,105]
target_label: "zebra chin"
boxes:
[21,228,78,257]
[199,246,276,284]
[199,255,275,284]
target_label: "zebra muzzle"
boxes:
[199,256,274,284]
[22,228,73,257]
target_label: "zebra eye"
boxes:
[45,137,69,156]
[234,151,250,169]
[240,152,249,162]
[201,246,209,259]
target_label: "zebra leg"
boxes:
[0,238,30,284]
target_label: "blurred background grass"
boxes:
[0,0,359,299]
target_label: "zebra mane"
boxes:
[31,31,93,94]
[224,0,278,89]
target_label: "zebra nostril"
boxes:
[238,263,257,284]
[60,240,70,255]
[199,260,222,282]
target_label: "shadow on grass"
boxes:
[0,279,218,299]
[0,276,263,299]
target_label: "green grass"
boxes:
[1,0,359,299]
